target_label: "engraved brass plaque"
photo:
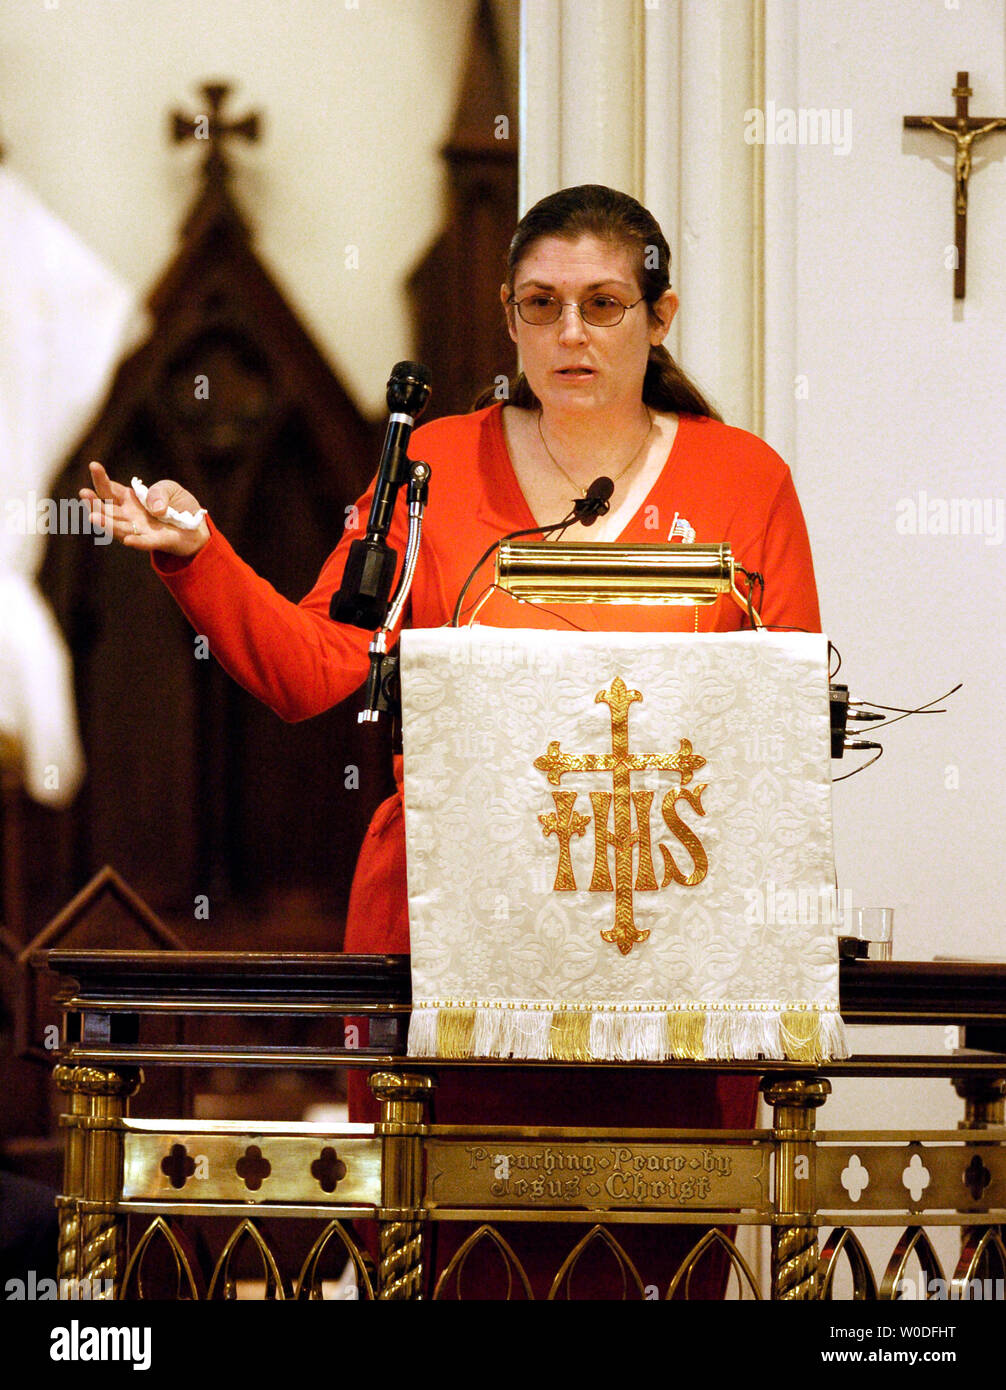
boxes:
[122,1133,382,1206]
[425,1140,768,1211]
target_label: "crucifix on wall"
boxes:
[904,71,1006,298]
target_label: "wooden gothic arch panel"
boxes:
[38,89,394,948]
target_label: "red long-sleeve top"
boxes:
[154,402,820,954]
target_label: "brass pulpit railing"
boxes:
[35,949,1006,1301]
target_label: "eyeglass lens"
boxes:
[513,295,636,327]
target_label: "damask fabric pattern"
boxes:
[403,627,846,1064]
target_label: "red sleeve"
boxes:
[756,470,821,633]
[150,476,410,723]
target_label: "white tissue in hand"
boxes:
[130,477,206,530]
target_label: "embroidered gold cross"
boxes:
[535,676,708,955]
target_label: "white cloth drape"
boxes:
[401,627,847,1064]
[0,167,140,804]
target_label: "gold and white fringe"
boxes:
[408,1003,849,1064]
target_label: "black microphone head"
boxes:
[586,476,615,503]
[575,476,614,527]
[387,361,432,417]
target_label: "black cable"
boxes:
[833,682,961,782]
[834,743,884,781]
[454,583,497,624]
[750,570,765,624]
[450,516,576,627]
[852,685,961,714]
[848,683,962,734]
[451,583,590,634]
[734,565,764,631]
[514,602,588,633]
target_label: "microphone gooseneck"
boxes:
[451,476,613,626]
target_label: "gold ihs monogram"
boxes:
[535,676,708,956]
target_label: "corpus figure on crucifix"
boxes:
[904,71,1006,298]
[918,115,1006,217]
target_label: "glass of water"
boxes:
[852,907,894,961]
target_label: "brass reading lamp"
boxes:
[494,541,762,623]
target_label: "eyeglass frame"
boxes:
[506,292,648,327]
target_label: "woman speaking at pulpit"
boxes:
[81,184,820,1298]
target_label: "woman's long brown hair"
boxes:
[473,183,721,420]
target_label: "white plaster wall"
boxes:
[0,0,505,415]
[764,0,1006,1281]
[520,0,760,426]
[781,0,1005,987]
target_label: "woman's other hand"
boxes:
[79,461,210,558]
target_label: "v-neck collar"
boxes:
[476,402,689,542]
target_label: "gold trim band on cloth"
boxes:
[436,1008,477,1059]
[549,1010,593,1062]
[667,1010,707,1060]
[416,998,838,1013]
[780,1009,829,1064]
[417,1004,846,1064]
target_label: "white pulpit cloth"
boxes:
[401,627,848,1064]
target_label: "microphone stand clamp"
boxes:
[358,460,431,743]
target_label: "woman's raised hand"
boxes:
[79,461,210,558]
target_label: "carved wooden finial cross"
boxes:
[904,71,1006,298]
[171,81,261,182]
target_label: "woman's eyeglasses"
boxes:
[507,293,646,327]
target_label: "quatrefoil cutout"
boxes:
[235,1144,272,1192]
[901,1151,931,1203]
[963,1154,991,1201]
[310,1146,347,1194]
[840,1153,870,1201]
[160,1142,197,1191]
